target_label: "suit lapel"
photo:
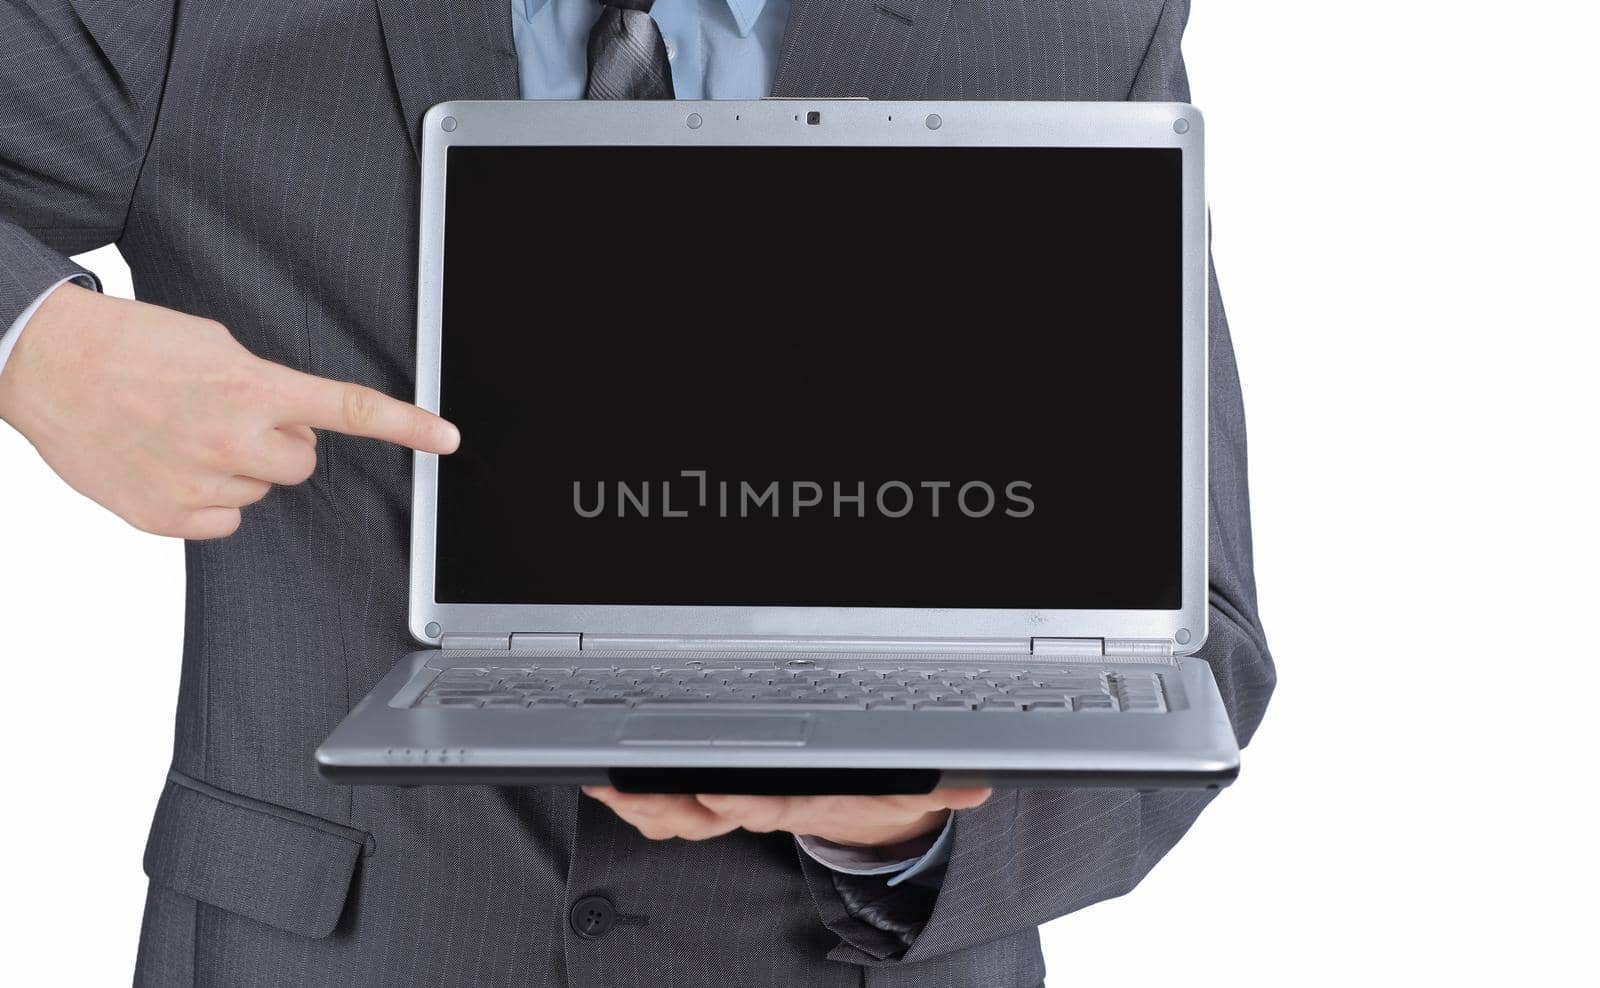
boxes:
[376,0,521,158]
[771,0,952,98]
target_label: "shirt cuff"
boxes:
[795,814,955,888]
[0,274,97,380]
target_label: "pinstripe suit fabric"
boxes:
[0,1,1274,985]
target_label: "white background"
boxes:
[2,2,1596,983]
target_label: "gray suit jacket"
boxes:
[0,1,1274,985]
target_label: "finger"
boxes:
[694,794,801,834]
[585,787,696,820]
[240,427,319,486]
[584,787,741,841]
[596,798,740,841]
[822,787,991,818]
[930,786,993,811]
[698,788,991,838]
[210,475,272,508]
[277,423,316,447]
[699,793,926,837]
[583,787,676,816]
[170,506,242,541]
[266,364,459,453]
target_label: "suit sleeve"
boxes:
[0,0,176,328]
[798,0,1278,965]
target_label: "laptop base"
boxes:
[317,649,1240,793]
[318,763,1237,793]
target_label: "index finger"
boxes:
[268,364,460,453]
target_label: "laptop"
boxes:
[316,99,1238,794]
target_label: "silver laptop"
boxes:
[316,99,1238,794]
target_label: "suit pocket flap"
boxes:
[143,770,370,939]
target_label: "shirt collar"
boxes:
[526,0,770,39]
[723,0,768,37]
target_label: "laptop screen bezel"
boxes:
[408,99,1209,653]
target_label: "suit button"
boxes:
[569,895,617,939]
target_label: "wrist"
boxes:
[0,281,96,427]
[870,811,948,858]
[814,808,949,857]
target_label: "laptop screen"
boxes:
[435,145,1183,611]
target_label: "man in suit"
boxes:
[0,0,1274,984]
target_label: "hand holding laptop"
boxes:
[0,282,460,540]
[582,784,992,846]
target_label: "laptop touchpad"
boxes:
[619,714,813,746]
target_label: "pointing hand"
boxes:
[0,283,459,539]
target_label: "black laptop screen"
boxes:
[435,145,1183,610]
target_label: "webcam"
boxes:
[806,111,821,125]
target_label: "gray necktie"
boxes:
[584,0,676,100]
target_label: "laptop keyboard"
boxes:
[412,660,1169,713]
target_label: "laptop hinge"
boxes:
[1105,638,1176,658]
[439,633,510,650]
[1030,638,1105,657]
[1032,637,1178,664]
[580,635,1031,654]
[439,632,583,651]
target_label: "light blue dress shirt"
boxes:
[512,0,791,100]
